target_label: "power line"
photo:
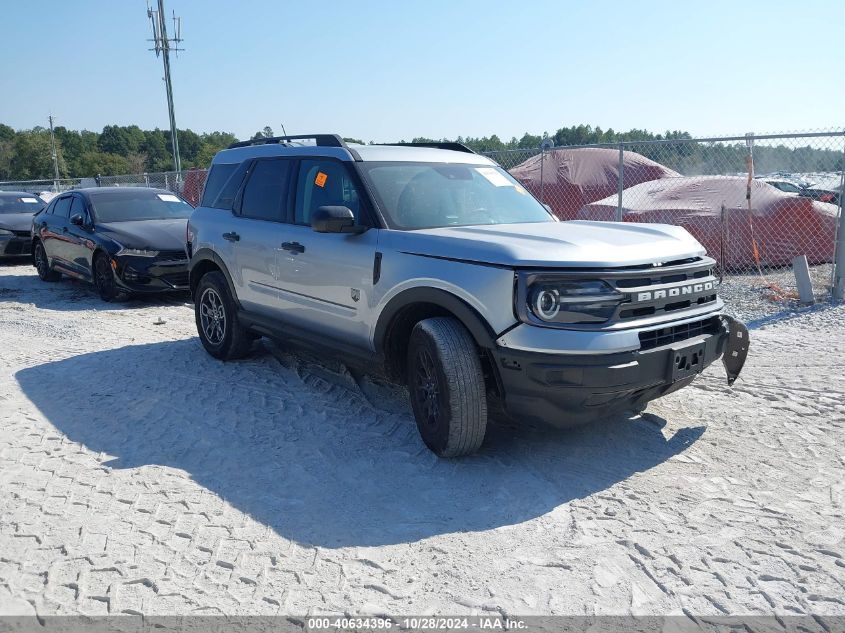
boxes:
[147,0,183,174]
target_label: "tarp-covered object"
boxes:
[510,148,680,220]
[578,176,839,267]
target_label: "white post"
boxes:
[793,255,815,304]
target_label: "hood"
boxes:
[97,219,187,251]
[385,221,706,268]
[0,212,39,233]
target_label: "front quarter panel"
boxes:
[372,231,518,346]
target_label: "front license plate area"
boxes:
[670,341,706,382]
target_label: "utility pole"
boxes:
[147,0,183,175]
[48,115,60,190]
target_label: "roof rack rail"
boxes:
[379,142,476,155]
[227,134,348,150]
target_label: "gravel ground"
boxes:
[719,264,834,324]
[0,260,843,617]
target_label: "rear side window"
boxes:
[239,159,292,222]
[52,196,72,218]
[201,163,238,208]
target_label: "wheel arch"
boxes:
[374,287,500,387]
[189,248,240,305]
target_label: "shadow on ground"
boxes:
[15,338,704,548]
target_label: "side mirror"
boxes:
[311,206,364,234]
[70,213,85,226]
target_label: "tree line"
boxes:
[1,122,841,181]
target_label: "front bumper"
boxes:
[112,255,190,293]
[494,315,747,427]
[0,233,32,257]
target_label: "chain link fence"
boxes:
[484,131,845,322]
[0,170,207,206]
[2,131,843,321]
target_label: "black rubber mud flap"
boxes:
[721,315,749,386]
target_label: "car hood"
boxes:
[0,212,38,232]
[386,221,706,267]
[97,219,187,251]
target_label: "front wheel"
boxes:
[93,253,127,302]
[194,271,253,360]
[33,241,60,282]
[407,317,488,457]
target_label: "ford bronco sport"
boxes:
[187,134,748,457]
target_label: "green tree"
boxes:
[251,126,274,140]
[8,130,66,180]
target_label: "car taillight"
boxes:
[821,193,834,202]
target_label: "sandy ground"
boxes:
[0,260,843,618]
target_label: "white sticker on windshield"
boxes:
[475,167,513,187]
[20,197,39,203]
[157,194,180,202]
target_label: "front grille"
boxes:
[601,257,719,323]
[156,250,188,262]
[12,230,30,238]
[638,316,721,351]
[162,271,189,288]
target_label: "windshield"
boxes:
[89,190,194,223]
[0,194,45,214]
[359,162,554,229]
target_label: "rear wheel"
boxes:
[33,241,60,282]
[93,252,127,302]
[195,271,253,360]
[407,317,488,457]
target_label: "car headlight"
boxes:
[517,273,625,326]
[116,247,159,257]
[0,229,13,236]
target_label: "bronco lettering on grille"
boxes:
[636,281,714,302]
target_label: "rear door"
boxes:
[273,158,379,348]
[39,195,73,269]
[218,158,295,315]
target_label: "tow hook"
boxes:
[720,315,749,386]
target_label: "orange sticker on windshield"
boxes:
[315,172,328,188]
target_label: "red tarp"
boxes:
[577,176,839,267]
[182,169,207,207]
[509,147,679,220]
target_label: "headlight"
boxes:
[0,229,13,236]
[116,247,159,257]
[517,274,624,326]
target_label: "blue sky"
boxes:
[1,0,842,141]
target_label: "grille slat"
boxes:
[638,317,721,351]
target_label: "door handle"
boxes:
[222,231,240,242]
[281,241,305,254]
[62,227,68,233]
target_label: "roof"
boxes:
[212,142,494,166]
[72,187,175,197]
[0,191,43,198]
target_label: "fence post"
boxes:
[833,158,845,300]
[539,147,545,204]
[616,144,624,222]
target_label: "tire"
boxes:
[194,271,253,360]
[93,252,127,302]
[33,241,60,282]
[407,317,488,457]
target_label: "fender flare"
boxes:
[373,286,497,353]
[189,248,240,306]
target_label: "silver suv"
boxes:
[187,134,748,457]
